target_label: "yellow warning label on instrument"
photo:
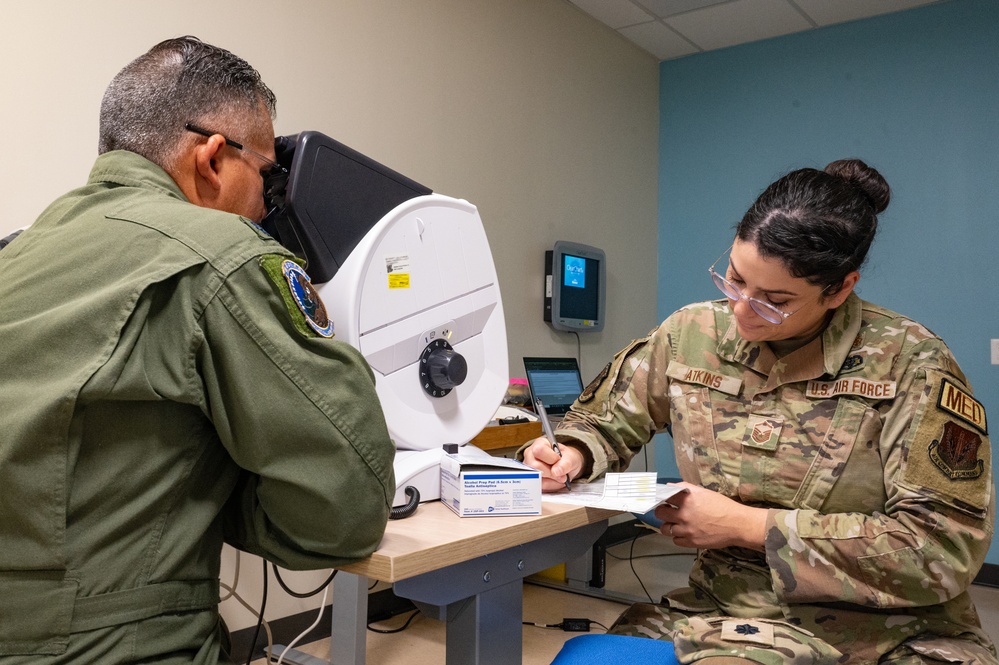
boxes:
[388,273,410,289]
[385,254,411,289]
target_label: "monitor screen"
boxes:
[523,357,584,416]
[560,252,599,320]
[549,241,606,332]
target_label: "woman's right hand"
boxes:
[521,437,584,492]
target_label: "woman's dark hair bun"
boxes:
[824,158,891,214]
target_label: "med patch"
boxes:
[938,378,987,434]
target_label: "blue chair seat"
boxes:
[550,634,678,664]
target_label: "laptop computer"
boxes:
[523,357,584,418]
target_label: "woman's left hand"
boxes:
[655,482,768,552]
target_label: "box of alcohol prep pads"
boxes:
[440,446,542,517]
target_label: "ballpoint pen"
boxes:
[535,397,572,490]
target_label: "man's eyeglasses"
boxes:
[185,123,289,214]
[708,246,828,325]
[185,123,287,179]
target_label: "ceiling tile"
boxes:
[638,0,734,19]
[618,20,701,60]
[568,0,655,29]
[793,0,941,26]
[665,0,814,51]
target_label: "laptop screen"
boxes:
[523,357,584,416]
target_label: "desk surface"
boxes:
[338,501,618,583]
[470,421,542,451]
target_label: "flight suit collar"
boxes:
[87,150,188,203]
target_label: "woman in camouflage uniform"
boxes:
[523,159,996,664]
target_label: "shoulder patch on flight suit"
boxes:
[930,422,985,480]
[899,371,990,513]
[665,361,742,395]
[260,256,334,338]
[579,336,650,404]
[579,362,610,403]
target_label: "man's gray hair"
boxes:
[98,36,277,170]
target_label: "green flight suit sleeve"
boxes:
[200,255,396,570]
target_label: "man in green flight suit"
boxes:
[0,36,396,664]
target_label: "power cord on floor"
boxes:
[603,533,696,605]
[367,609,421,634]
[522,618,609,632]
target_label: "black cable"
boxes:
[522,618,610,632]
[629,534,655,603]
[389,486,420,520]
[367,609,420,634]
[522,620,562,630]
[271,563,337,598]
[245,559,268,665]
[606,551,693,562]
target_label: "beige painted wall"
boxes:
[2,0,659,632]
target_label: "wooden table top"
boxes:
[337,501,618,583]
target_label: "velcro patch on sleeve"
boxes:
[578,336,650,406]
[260,256,334,338]
[579,362,611,403]
[899,370,990,513]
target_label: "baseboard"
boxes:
[229,587,415,663]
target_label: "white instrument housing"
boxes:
[318,194,508,506]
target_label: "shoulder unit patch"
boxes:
[579,362,611,403]
[929,421,985,480]
[281,260,334,338]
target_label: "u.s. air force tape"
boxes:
[281,260,334,338]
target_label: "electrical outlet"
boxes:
[992,339,999,365]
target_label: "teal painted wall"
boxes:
[656,0,999,562]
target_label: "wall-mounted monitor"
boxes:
[544,240,606,332]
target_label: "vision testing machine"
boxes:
[262,130,509,511]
